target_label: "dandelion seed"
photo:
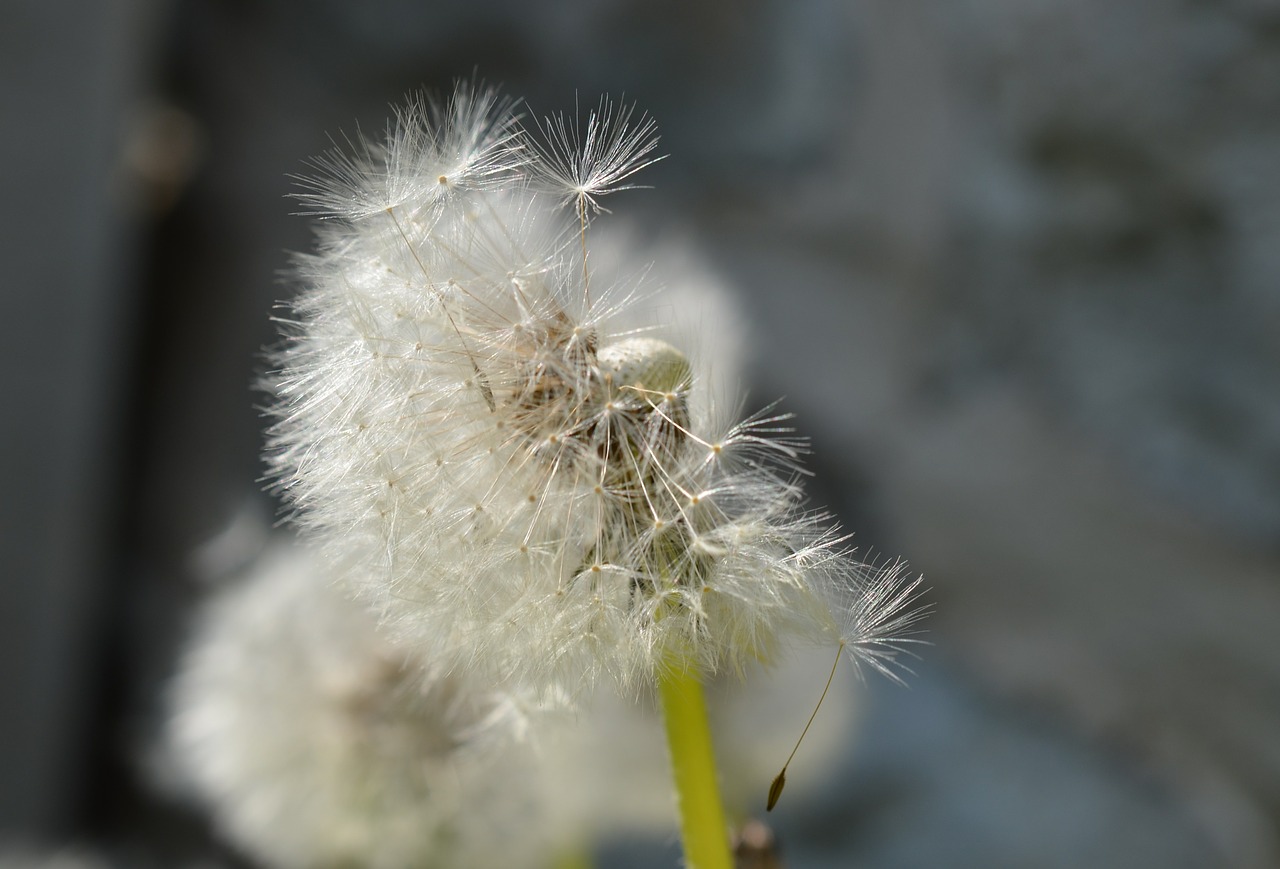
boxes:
[292,83,525,220]
[766,559,929,810]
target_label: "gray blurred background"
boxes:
[3,0,1279,866]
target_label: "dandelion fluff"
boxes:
[167,542,559,869]
[266,82,921,695]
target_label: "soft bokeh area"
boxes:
[3,1,1278,866]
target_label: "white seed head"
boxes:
[266,82,923,696]
[166,543,561,869]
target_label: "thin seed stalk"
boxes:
[657,658,732,869]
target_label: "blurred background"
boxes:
[3,0,1279,866]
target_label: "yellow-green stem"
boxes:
[551,847,594,869]
[658,659,733,869]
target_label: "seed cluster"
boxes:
[267,84,923,695]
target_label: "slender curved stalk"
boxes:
[658,660,733,869]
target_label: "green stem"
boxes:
[657,658,733,869]
[550,847,594,869]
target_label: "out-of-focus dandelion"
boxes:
[167,542,563,869]
[265,81,925,867]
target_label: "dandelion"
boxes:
[166,542,564,869]
[265,81,925,867]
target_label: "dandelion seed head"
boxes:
[267,81,924,696]
[166,543,563,869]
